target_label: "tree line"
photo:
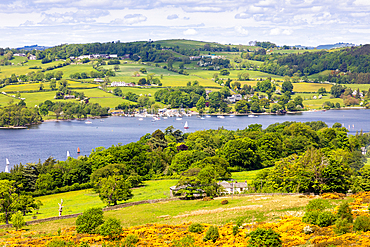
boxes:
[0,103,42,127]
[253,45,370,82]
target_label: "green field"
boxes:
[346,84,370,91]
[0,93,20,106]
[23,179,178,222]
[293,83,332,93]
[231,168,267,183]
[20,169,262,223]
[293,93,343,109]
[308,70,332,80]
[1,80,97,93]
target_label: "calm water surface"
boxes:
[1,109,369,170]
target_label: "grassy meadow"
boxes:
[293,83,332,93]
[1,80,97,93]
[19,169,263,224]
[23,179,178,223]
[17,192,353,234]
[293,93,343,109]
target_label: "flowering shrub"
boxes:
[76,207,104,234]
[5,193,370,247]
[188,223,204,233]
[203,225,219,243]
[354,215,370,232]
[247,228,282,247]
[321,192,345,199]
[221,200,229,205]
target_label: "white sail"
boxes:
[5,158,9,173]
[67,151,70,158]
[184,121,189,129]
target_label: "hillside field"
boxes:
[14,169,263,224]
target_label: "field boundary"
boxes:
[0,193,303,229]
[0,198,180,229]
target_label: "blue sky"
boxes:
[0,0,369,48]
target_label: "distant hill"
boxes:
[316,42,356,50]
[16,45,50,51]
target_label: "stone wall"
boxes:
[0,198,180,229]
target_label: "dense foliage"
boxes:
[1,120,370,205]
[0,103,42,127]
[254,45,370,83]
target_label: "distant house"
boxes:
[28,55,37,60]
[111,81,127,87]
[170,180,248,197]
[361,147,367,155]
[170,185,205,197]
[94,78,104,83]
[227,94,242,103]
[189,56,201,60]
[218,181,248,194]
[64,95,75,99]
[14,53,26,57]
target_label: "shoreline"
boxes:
[2,107,367,127]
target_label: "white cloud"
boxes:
[235,13,250,19]
[349,29,370,34]
[183,28,197,35]
[256,0,276,7]
[235,26,249,35]
[20,20,35,26]
[282,29,293,35]
[270,28,282,35]
[167,14,179,20]
[353,0,370,6]
[123,14,147,25]
[0,0,369,47]
[351,12,367,17]
[183,6,223,12]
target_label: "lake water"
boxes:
[1,109,369,171]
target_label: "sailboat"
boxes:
[184,121,189,129]
[5,158,9,173]
[67,151,70,158]
[77,147,80,154]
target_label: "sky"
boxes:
[0,0,370,48]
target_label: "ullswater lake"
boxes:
[1,109,369,171]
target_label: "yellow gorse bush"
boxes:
[3,192,370,246]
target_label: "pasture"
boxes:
[293,93,343,109]
[19,169,263,224]
[18,192,333,234]
[1,80,97,93]
[0,94,20,106]
[293,83,332,93]
[346,84,370,92]
[24,179,177,222]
